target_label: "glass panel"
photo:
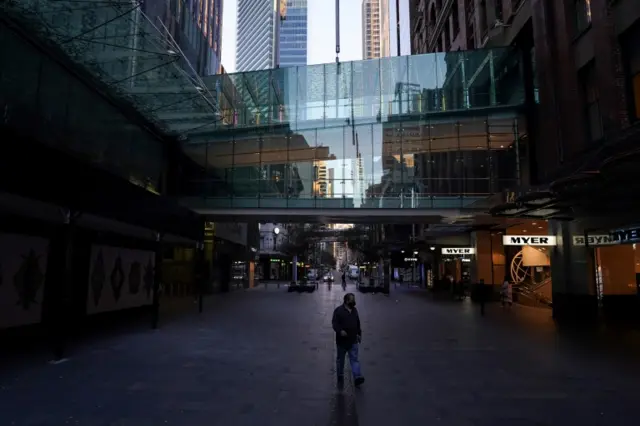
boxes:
[4,0,528,209]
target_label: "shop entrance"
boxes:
[587,235,640,301]
[503,222,553,307]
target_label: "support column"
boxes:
[471,231,505,287]
[195,241,205,313]
[49,208,80,362]
[151,232,164,329]
[548,221,598,322]
[292,255,298,283]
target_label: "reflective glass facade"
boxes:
[181,48,528,209]
[279,0,308,67]
[143,0,223,76]
[0,20,163,193]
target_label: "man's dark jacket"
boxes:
[332,305,362,348]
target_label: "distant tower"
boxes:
[361,0,391,60]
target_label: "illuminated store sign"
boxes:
[572,235,616,246]
[441,248,476,255]
[503,235,557,246]
[404,257,418,262]
[610,228,640,243]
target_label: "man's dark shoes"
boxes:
[354,376,365,387]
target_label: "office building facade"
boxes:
[236,0,308,72]
[144,0,223,76]
[362,0,391,59]
[279,0,308,67]
[236,0,274,71]
[409,0,640,320]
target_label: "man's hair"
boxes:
[343,293,355,303]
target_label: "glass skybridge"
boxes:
[4,1,529,212]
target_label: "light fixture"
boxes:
[401,250,405,253]
[430,246,435,251]
[500,145,504,148]
[413,251,418,255]
[532,222,537,225]
[274,227,280,235]
[167,49,177,55]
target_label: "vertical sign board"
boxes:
[502,236,557,246]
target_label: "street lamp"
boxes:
[273,226,280,251]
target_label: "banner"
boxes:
[0,233,49,329]
[87,245,155,314]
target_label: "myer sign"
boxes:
[503,235,557,246]
[572,235,616,246]
[441,248,476,255]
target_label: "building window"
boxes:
[574,0,592,35]
[621,23,640,121]
[579,62,603,142]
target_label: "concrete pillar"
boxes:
[548,220,598,321]
[471,231,505,288]
[292,255,298,282]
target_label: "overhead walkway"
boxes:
[4,1,530,222]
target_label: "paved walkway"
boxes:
[1,286,640,425]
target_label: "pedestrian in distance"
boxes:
[332,293,365,387]
[479,279,487,316]
[501,278,513,308]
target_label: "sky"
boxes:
[221,0,411,73]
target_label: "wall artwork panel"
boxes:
[87,245,155,314]
[0,233,49,329]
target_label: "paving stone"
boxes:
[1,286,640,425]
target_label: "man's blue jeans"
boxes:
[336,343,362,379]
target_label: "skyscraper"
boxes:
[236,0,308,72]
[362,0,391,60]
[236,0,274,71]
[279,0,308,67]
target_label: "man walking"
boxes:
[332,293,365,387]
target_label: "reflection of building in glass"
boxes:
[362,0,390,59]
[178,48,526,209]
[314,161,329,197]
[144,0,223,76]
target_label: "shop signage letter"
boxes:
[502,235,557,246]
[572,235,616,246]
[441,248,476,255]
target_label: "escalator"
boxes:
[514,278,552,308]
